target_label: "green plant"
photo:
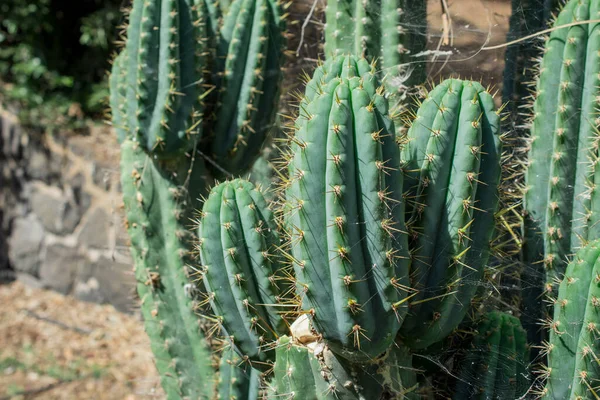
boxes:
[523,0,600,294]
[399,78,502,350]
[110,0,600,398]
[217,346,261,399]
[206,0,287,175]
[454,311,530,399]
[323,0,427,93]
[543,239,600,399]
[197,179,288,367]
[282,55,410,361]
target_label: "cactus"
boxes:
[197,179,288,368]
[218,345,261,400]
[399,78,502,350]
[543,239,600,399]
[206,0,287,175]
[119,140,216,399]
[523,0,600,294]
[323,0,428,91]
[454,311,530,399]
[502,0,560,361]
[113,0,207,157]
[282,55,410,361]
[273,335,416,399]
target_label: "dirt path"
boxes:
[0,281,162,399]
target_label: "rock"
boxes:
[16,272,43,289]
[8,214,45,276]
[39,244,80,294]
[77,208,110,250]
[75,256,135,313]
[29,181,90,235]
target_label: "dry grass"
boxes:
[0,281,162,400]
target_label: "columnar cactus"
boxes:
[523,0,600,293]
[206,0,287,175]
[197,179,288,368]
[454,311,530,399]
[399,78,502,349]
[110,0,219,398]
[110,0,207,157]
[502,0,560,359]
[323,0,428,91]
[282,55,410,361]
[119,140,216,399]
[544,239,600,399]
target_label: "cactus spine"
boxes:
[544,239,600,399]
[282,55,410,361]
[454,311,530,399]
[197,179,287,368]
[523,0,600,293]
[323,0,427,91]
[399,78,502,349]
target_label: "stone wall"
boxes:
[0,110,135,312]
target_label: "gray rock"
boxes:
[8,214,45,276]
[77,208,110,250]
[16,272,43,289]
[39,244,80,294]
[75,256,135,313]
[30,182,90,235]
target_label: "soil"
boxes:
[0,281,163,400]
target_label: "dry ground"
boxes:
[0,281,162,400]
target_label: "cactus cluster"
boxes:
[109,0,600,398]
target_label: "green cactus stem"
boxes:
[502,0,560,362]
[544,239,600,399]
[115,0,207,157]
[217,345,261,400]
[120,139,215,399]
[282,55,410,361]
[206,0,287,175]
[454,311,530,399]
[523,0,600,294]
[324,0,427,91]
[273,334,414,399]
[197,179,288,369]
[399,78,502,350]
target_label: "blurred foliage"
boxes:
[0,0,124,128]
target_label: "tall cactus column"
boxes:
[109,0,217,397]
[399,78,502,350]
[282,55,410,361]
[523,0,600,293]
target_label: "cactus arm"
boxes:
[544,2,590,282]
[199,180,285,367]
[120,140,215,399]
[400,80,501,349]
[323,0,354,57]
[401,79,465,331]
[217,346,261,400]
[286,56,406,360]
[572,1,600,243]
[109,51,128,143]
